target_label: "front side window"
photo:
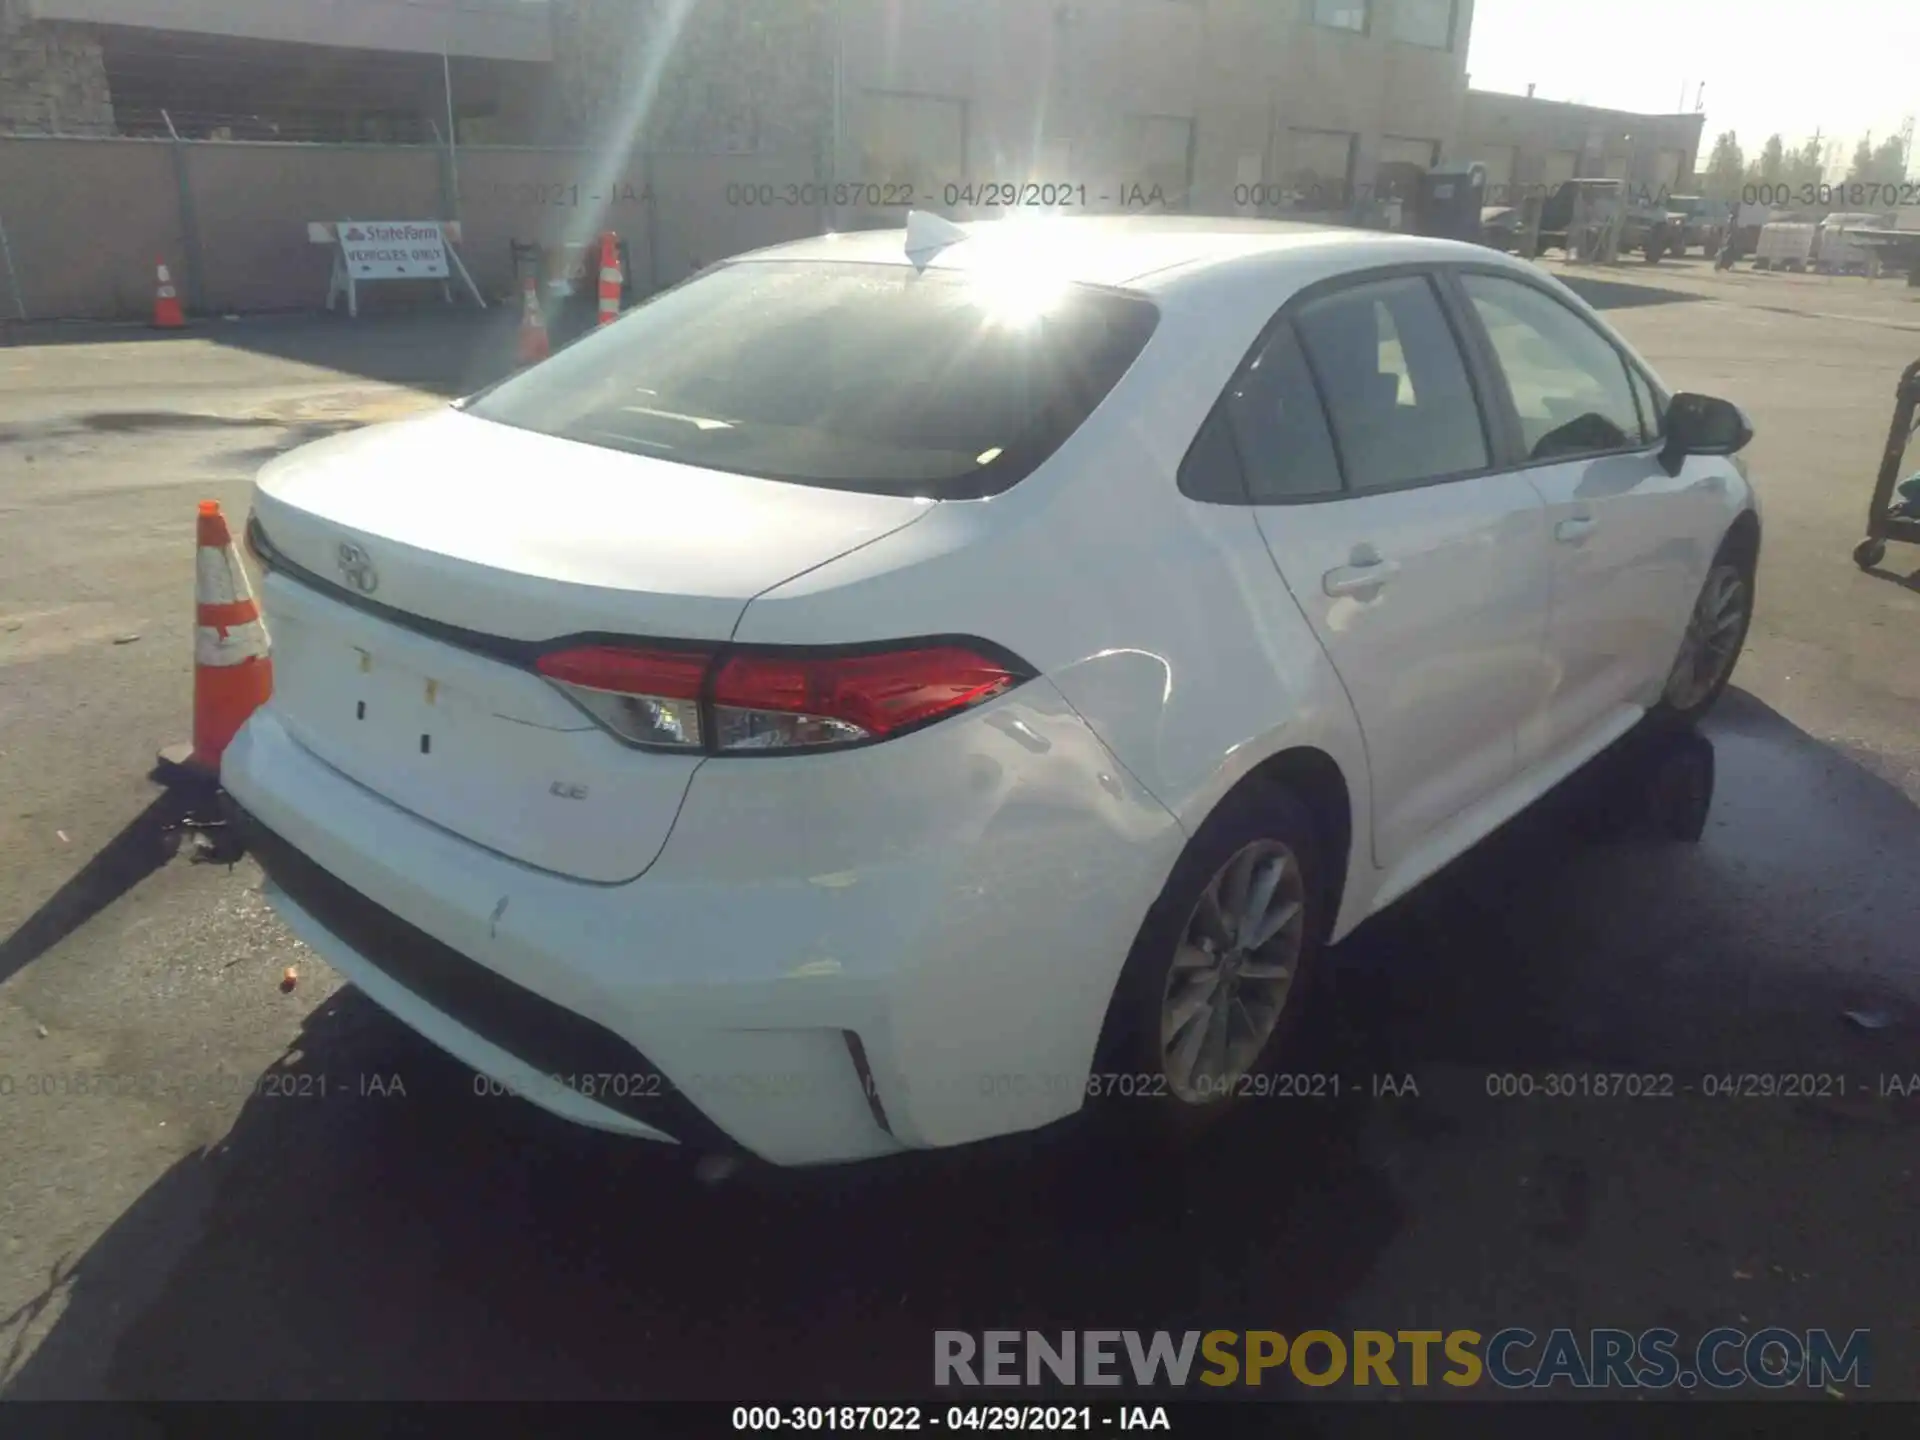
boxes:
[1293,275,1488,491]
[467,261,1159,499]
[1312,0,1370,32]
[1391,0,1456,48]
[1459,272,1645,461]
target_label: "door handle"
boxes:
[1555,516,1597,544]
[1323,557,1401,597]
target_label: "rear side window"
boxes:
[1294,275,1489,492]
[1460,272,1644,460]
[466,260,1159,499]
[1177,410,1250,504]
[1222,324,1344,502]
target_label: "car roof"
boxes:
[730,213,1504,294]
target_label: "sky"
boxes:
[1465,0,1919,173]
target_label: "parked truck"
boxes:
[1751,211,1896,274]
[1752,219,1819,272]
[1533,179,1682,262]
[1816,212,1897,274]
[1664,195,1733,255]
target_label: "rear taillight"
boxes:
[534,646,708,748]
[712,647,1020,751]
[533,641,1028,753]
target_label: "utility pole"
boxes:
[441,1,460,219]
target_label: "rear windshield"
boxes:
[467,259,1159,499]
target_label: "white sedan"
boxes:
[223,214,1759,1165]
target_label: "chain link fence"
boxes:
[0,132,825,321]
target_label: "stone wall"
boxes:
[549,0,831,155]
[0,0,114,135]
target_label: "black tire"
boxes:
[1854,538,1887,570]
[1653,535,1756,727]
[1094,781,1330,1143]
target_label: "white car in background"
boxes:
[223,214,1760,1166]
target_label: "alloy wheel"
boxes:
[1159,839,1307,1104]
[1664,562,1749,712]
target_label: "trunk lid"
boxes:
[248,409,931,882]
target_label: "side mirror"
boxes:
[1661,392,1753,475]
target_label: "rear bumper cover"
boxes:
[228,796,733,1150]
[221,683,1182,1165]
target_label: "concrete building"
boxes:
[821,0,1477,216]
[2,0,553,140]
[1457,88,1706,203]
[4,0,1478,212]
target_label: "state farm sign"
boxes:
[337,221,450,280]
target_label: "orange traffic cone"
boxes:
[155,500,273,785]
[596,232,623,327]
[152,258,185,329]
[516,275,550,364]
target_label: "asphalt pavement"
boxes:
[1,268,1916,1403]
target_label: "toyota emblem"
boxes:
[336,541,379,595]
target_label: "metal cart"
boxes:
[509,236,635,305]
[1854,357,1920,570]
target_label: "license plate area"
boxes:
[264,600,587,815]
[258,572,703,882]
[344,642,460,758]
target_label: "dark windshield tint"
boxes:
[467,260,1159,499]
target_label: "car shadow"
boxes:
[195,306,614,395]
[1550,274,1705,312]
[0,307,579,399]
[3,690,1916,1401]
[0,976,1403,1401]
[1326,690,1918,1073]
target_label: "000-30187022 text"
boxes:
[729,1405,1156,1431]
